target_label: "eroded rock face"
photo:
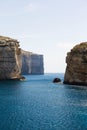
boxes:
[0,36,23,80]
[21,50,44,74]
[64,42,87,85]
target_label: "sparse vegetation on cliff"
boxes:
[71,42,87,52]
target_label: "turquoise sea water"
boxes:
[0,73,87,130]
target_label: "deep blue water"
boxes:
[0,73,87,130]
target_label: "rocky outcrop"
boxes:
[0,36,44,79]
[21,50,44,74]
[0,36,24,80]
[64,42,87,85]
[53,78,61,83]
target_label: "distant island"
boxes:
[0,36,44,80]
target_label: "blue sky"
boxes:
[0,0,87,72]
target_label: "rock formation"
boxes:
[0,35,44,80]
[53,78,61,83]
[0,36,24,80]
[21,50,44,74]
[64,42,87,85]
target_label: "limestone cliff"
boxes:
[0,36,23,80]
[64,42,87,85]
[21,50,44,74]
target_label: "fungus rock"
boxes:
[64,42,87,86]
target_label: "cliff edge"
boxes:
[21,50,44,74]
[0,36,24,80]
[64,42,87,85]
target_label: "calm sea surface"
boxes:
[0,73,87,130]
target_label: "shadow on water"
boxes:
[63,83,87,91]
[0,80,23,89]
